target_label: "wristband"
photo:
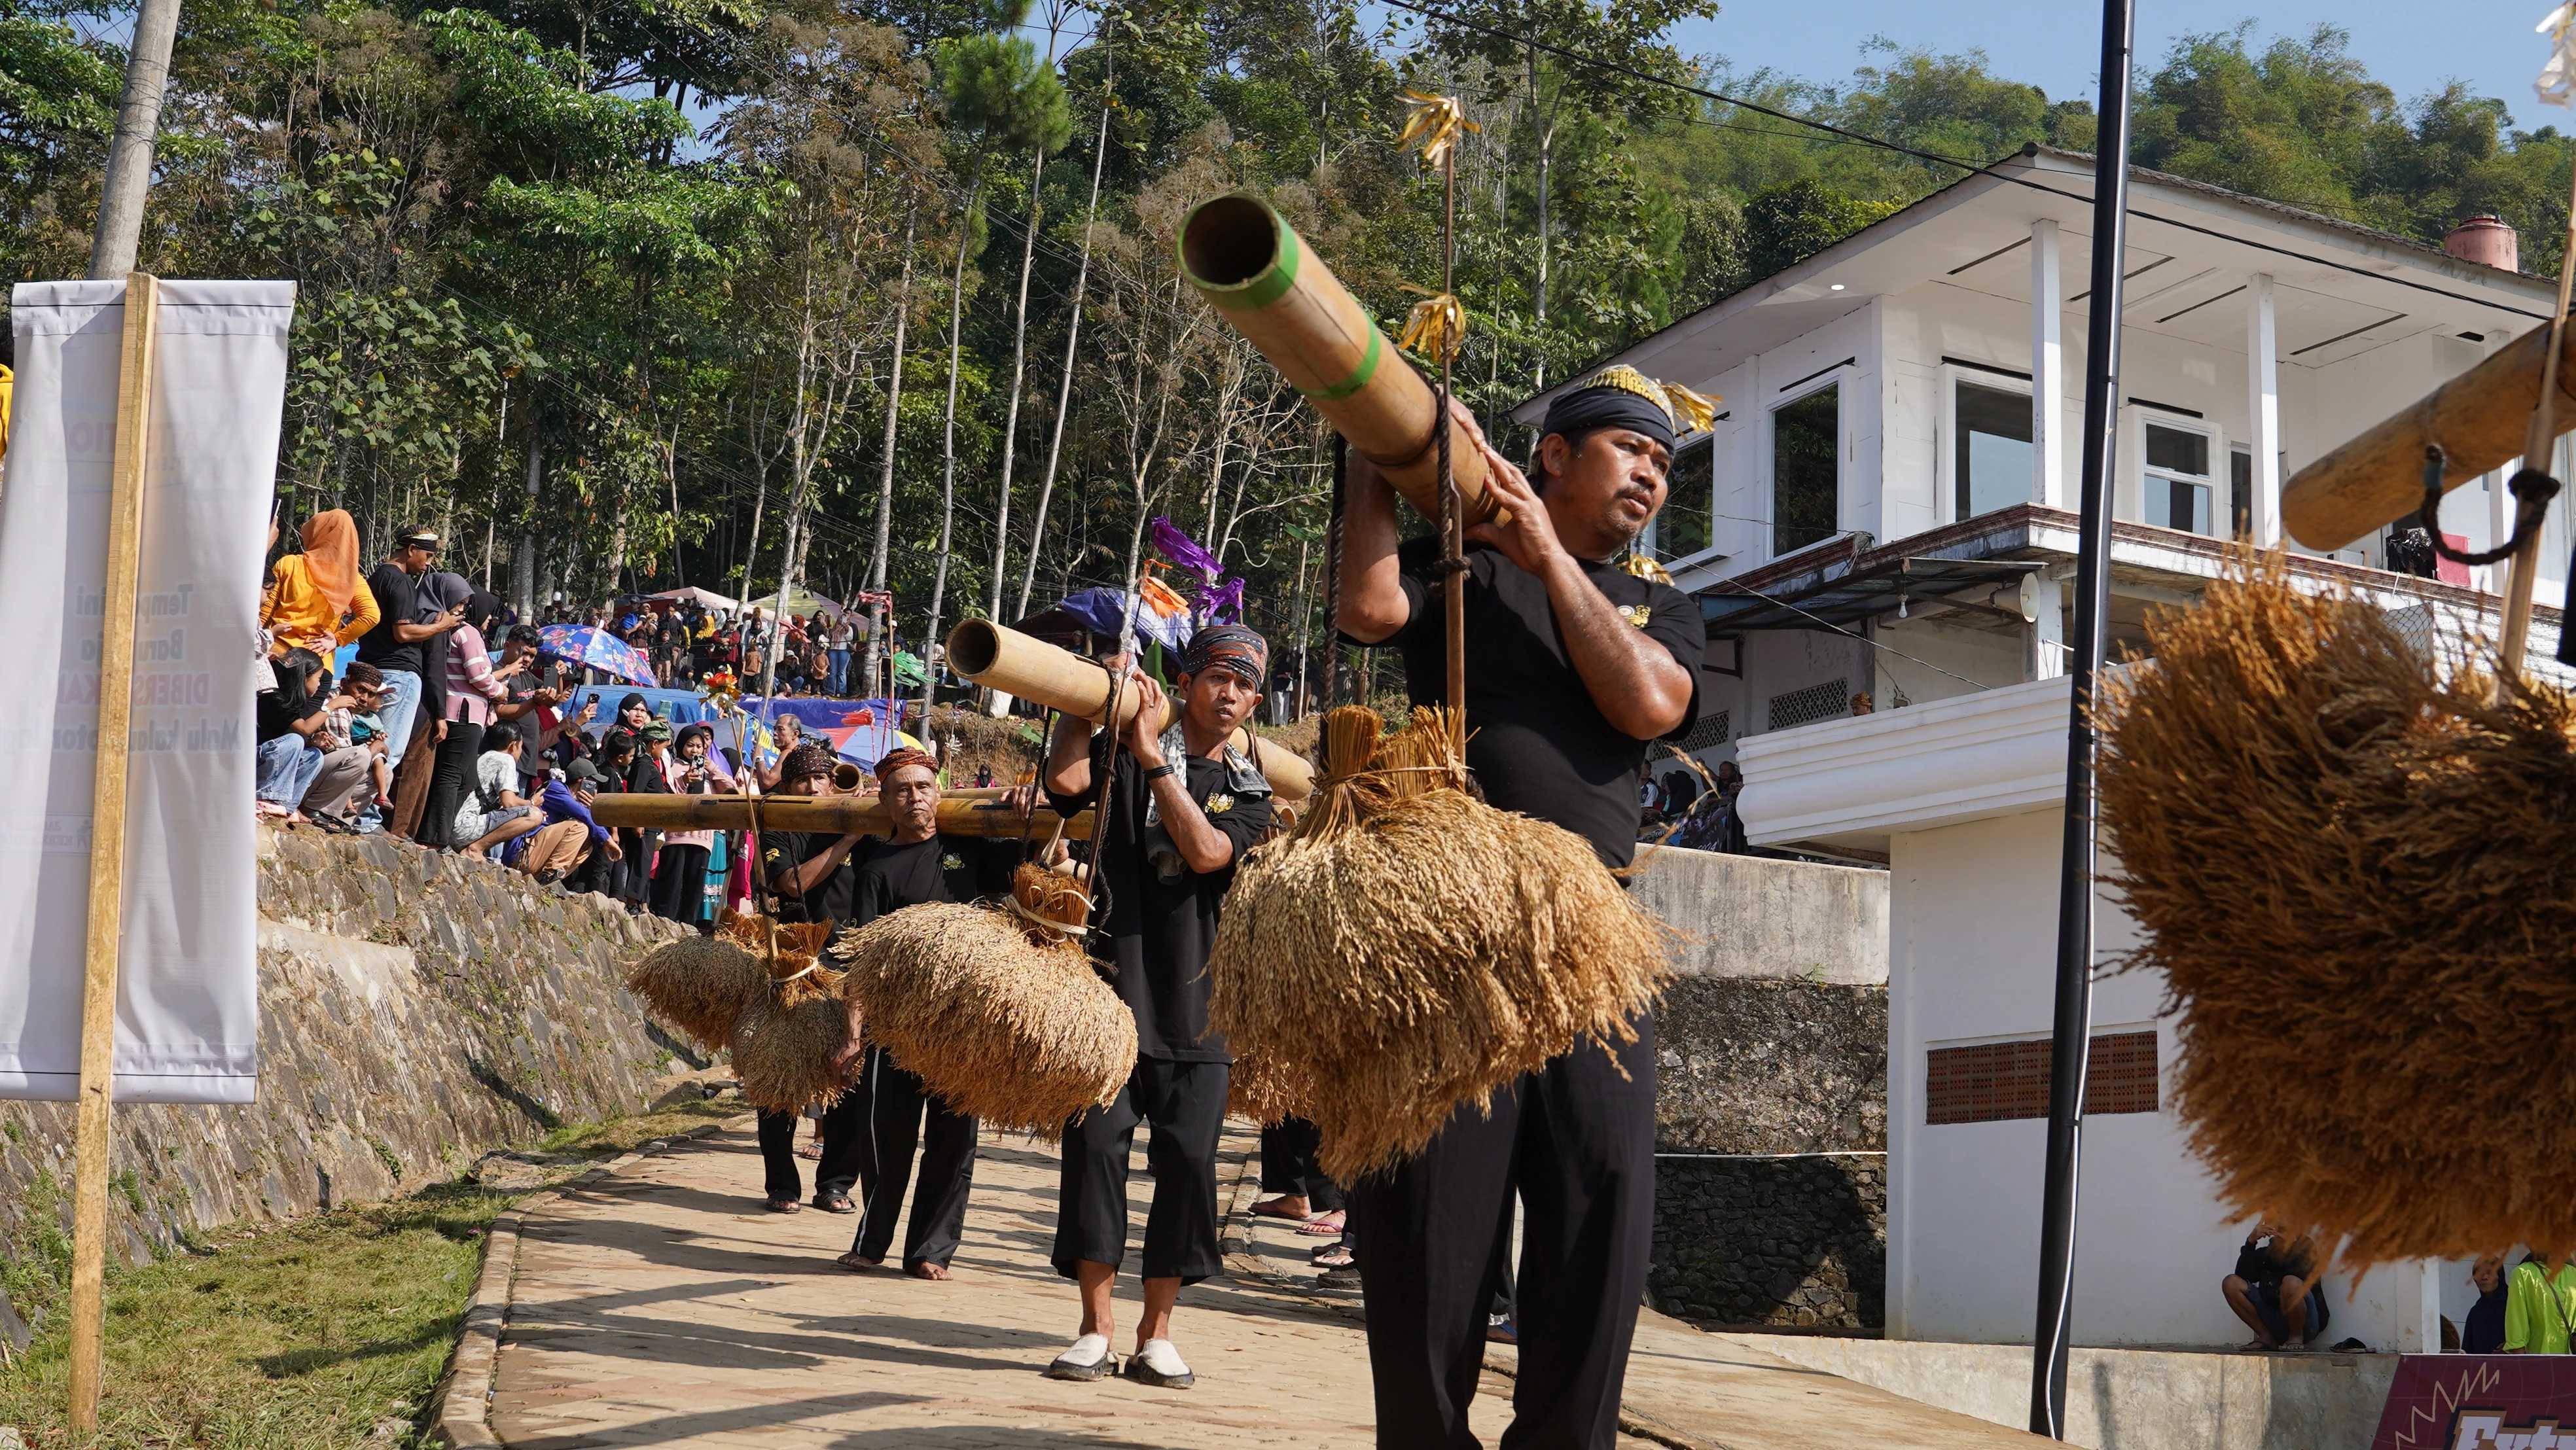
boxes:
[1141,762,1180,783]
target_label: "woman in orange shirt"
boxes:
[261,509,378,658]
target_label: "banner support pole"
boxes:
[69,270,158,1432]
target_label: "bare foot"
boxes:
[1249,1195,1310,1220]
[834,1251,882,1272]
[908,1262,953,1281]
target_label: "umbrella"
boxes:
[647,586,741,612]
[538,624,658,686]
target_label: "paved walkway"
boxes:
[484,1116,2042,1449]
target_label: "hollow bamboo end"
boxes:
[1179,194,1286,297]
[947,618,1005,679]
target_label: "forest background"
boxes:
[3,0,2567,684]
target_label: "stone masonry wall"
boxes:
[1649,973,1889,1330]
[0,824,687,1340]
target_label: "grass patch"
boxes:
[0,1099,747,1449]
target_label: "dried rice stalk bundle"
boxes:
[1210,707,1672,1182]
[624,932,766,1052]
[729,987,854,1113]
[829,896,1136,1138]
[2098,552,2576,1263]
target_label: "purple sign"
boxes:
[2371,1355,2576,1450]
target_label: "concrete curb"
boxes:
[433,1116,746,1450]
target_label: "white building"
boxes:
[1519,145,2569,781]
[1624,151,2533,1354]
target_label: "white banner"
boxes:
[0,279,293,1104]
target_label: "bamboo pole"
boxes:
[583,792,1090,838]
[944,618,1314,801]
[70,272,158,1432]
[1177,194,1500,527]
[2281,318,2576,552]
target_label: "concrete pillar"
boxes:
[2245,274,2282,546]
[2030,219,2066,509]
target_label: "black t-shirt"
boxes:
[255,687,317,745]
[848,834,1020,928]
[761,830,859,927]
[1364,537,1702,869]
[355,563,422,675]
[1048,738,1274,1063]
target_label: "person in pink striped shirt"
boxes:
[421,575,528,850]
[650,722,736,923]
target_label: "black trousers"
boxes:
[649,843,709,923]
[1261,1116,1344,1212]
[1054,1056,1228,1286]
[421,719,484,850]
[1350,1015,1656,1450]
[755,1093,864,1205]
[848,1046,978,1268]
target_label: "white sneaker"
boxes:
[1122,1337,1194,1388]
[1046,1332,1116,1382]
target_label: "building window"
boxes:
[1673,711,1731,752]
[2143,421,2215,535]
[1773,383,1840,556]
[2230,448,2253,539]
[1954,379,2032,520]
[1767,678,1850,732]
[1923,1031,2158,1125]
[1649,436,1715,567]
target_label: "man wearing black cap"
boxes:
[754,741,871,1214]
[354,526,465,822]
[1336,365,1708,1448]
[1038,622,1276,1389]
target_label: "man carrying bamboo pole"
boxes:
[830,745,1025,1281]
[1038,624,1276,1388]
[754,741,870,1214]
[1336,366,1706,1447]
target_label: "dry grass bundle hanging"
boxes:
[729,987,855,1113]
[2098,554,2576,1263]
[827,866,1134,1137]
[1209,705,1673,1182]
[624,914,839,1055]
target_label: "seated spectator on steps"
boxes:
[255,648,374,826]
[2225,1222,2329,1351]
[454,720,546,860]
[518,757,619,885]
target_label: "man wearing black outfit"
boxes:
[827,748,1023,1280]
[753,742,870,1214]
[353,527,463,830]
[1039,624,1276,1390]
[1338,366,1707,1449]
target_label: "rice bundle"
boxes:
[729,987,855,1113]
[1209,705,1673,1182]
[624,932,765,1052]
[2097,554,2576,1263]
[827,868,1134,1137]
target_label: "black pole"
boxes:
[2028,0,2135,1436]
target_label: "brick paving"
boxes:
[484,1116,2040,1449]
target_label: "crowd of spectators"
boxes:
[1638,757,1747,853]
[253,515,908,927]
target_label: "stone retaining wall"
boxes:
[1639,849,1891,1331]
[0,825,688,1340]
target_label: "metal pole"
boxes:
[2028,0,2135,1434]
[88,0,185,279]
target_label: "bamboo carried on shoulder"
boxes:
[582,791,1092,838]
[945,617,1314,802]
[1177,194,1497,527]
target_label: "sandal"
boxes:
[765,1198,801,1214]
[1311,1241,1354,1269]
[1295,1211,1346,1237]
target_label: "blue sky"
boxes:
[1666,1,2569,128]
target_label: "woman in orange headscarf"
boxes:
[260,508,379,658]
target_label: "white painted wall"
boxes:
[1886,805,2442,1351]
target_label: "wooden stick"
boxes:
[2496,174,2576,680]
[69,271,158,1432]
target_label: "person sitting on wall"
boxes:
[2223,1221,2329,1351]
